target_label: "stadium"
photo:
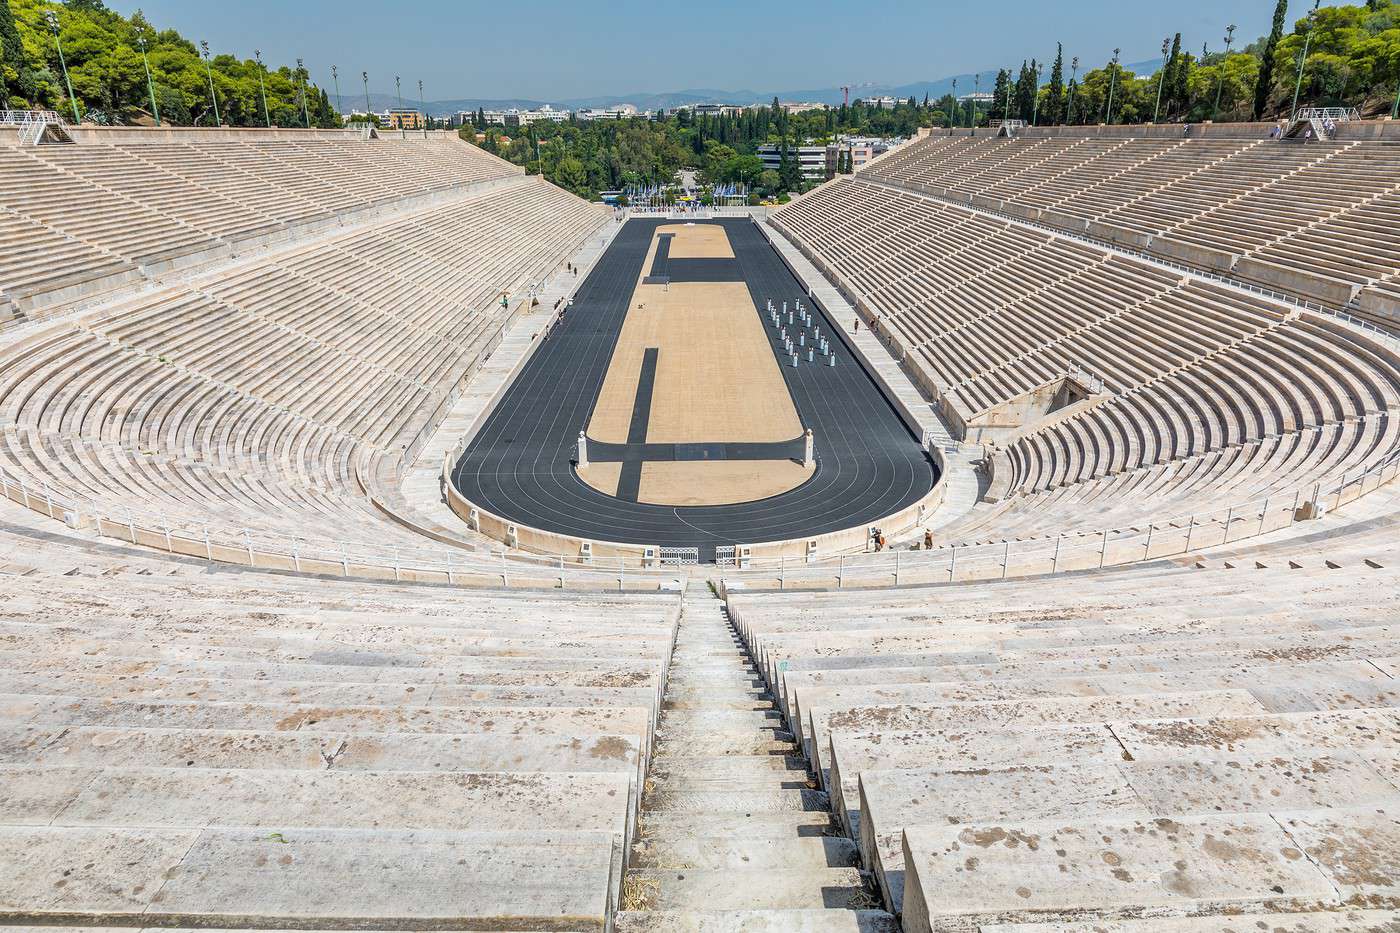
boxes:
[3,3,1400,931]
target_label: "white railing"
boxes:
[0,110,63,127]
[1297,107,1360,123]
[0,465,674,590]
[720,447,1400,589]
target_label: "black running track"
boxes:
[450,218,937,559]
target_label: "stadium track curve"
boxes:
[450,217,938,560]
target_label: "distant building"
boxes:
[502,105,571,128]
[830,135,905,171]
[378,109,423,130]
[780,101,826,114]
[956,92,995,103]
[864,96,900,110]
[577,104,641,121]
[684,103,744,117]
[757,143,830,182]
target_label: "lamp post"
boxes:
[362,71,371,122]
[331,65,342,123]
[297,58,311,127]
[44,11,81,125]
[1067,56,1079,125]
[254,50,271,127]
[1003,68,1013,124]
[1153,37,1171,124]
[1394,76,1400,120]
[200,41,221,126]
[1213,25,1236,123]
[1104,48,1121,124]
[136,33,159,126]
[950,78,957,129]
[1031,61,1044,126]
[1290,0,1322,124]
[418,79,426,132]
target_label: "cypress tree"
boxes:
[1254,0,1289,119]
[1164,33,1183,117]
[1046,44,1065,124]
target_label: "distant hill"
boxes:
[352,59,1168,117]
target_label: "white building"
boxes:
[865,96,900,110]
[577,104,641,121]
[684,103,745,117]
[757,143,830,182]
[780,101,826,114]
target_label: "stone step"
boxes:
[663,697,773,711]
[654,733,796,757]
[614,909,899,933]
[0,765,635,836]
[648,755,810,782]
[631,835,860,870]
[0,723,645,775]
[637,810,835,839]
[640,787,828,814]
[0,825,617,928]
[659,710,786,730]
[623,867,869,910]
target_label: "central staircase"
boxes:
[616,592,898,932]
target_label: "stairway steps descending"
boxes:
[615,908,900,932]
[624,593,894,928]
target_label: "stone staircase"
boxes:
[617,592,897,933]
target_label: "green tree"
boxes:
[0,0,37,105]
[1255,0,1290,117]
[1046,44,1065,124]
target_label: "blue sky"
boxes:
[109,0,1336,101]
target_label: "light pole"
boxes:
[973,73,980,130]
[200,41,221,126]
[1031,62,1044,126]
[1394,75,1400,120]
[1104,48,1121,124]
[44,11,81,124]
[1153,37,1171,124]
[1067,56,1079,125]
[418,79,426,132]
[1003,69,1013,124]
[254,50,271,127]
[136,33,159,126]
[362,71,371,122]
[331,65,341,123]
[297,58,311,128]
[950,78,957,129]
[1290,0,1322,124]
[1213,25,1236,123]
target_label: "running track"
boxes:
[450,217,937,559]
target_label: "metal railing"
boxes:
[720,447,1400,588]
[0,465,675,590]
[1297,107,1361,123]
[0,110,63,127]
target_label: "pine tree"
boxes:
[1046,44,1065,125]
[1254,0,1289,119]
[0,0,36,106]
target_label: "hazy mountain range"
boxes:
[340,60,1160,116]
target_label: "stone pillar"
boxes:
[803,429,815,468]
[577,431,589,468]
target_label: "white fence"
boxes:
[0,110,63,127]
[721,448,1400,589]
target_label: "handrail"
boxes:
[0,110,63,127]
[719,445,1400,587]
